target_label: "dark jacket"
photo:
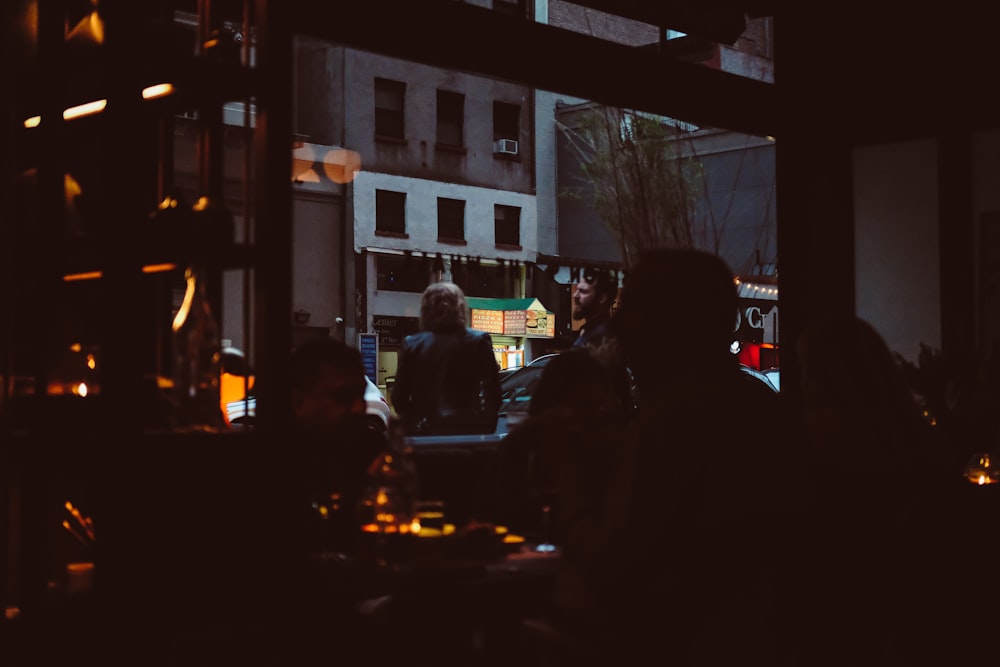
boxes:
[392,327,502,436]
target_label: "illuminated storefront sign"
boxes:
[467,297,555,339]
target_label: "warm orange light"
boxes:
[292,142,317,182]
[66,10,104,46]
[141,263,177,274]
[321,148,362,184]
[63,99,107,120]
[172,267,196,332]
[63,271,102,282]
[220,371,255,425]
[23,115,41,128]
[142,83,174,100]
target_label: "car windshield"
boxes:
[499,364,547,417]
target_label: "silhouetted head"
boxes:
[419,281,468,333]
[613,248,738,382]
[291,337,367,435]
[529,348,610,419]
[796,314,926,455]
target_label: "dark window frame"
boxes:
[492,0,526,18]
[375,189,408,236]
[437,197,466,243]
[375,254,435,293]
[494,204,521,248]
[374,77,406,140]
[436,89,465,148]
[493,100,520,142]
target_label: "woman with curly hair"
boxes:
[391,281,501,436]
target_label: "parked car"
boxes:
[761,367,780,391]
[740,364,779,393]
[226,372,391,432]
[496,354,559,434]
[363,376,391,432]
[495,356,776,435]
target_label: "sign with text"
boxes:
[371,315,420,347]
[503,309,526,335]
[471,309,504,334]
[358,333,378,383]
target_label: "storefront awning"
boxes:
[467,297,555,339]
[735,280,778,344]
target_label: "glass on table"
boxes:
[965,452,1000,485]
[415,500,446,534]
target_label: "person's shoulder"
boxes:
[402,330,432,348]
[465,328,493,343]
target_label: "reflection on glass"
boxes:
[965,452,1000,485]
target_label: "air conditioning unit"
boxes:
[494,138,519,155]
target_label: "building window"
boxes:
[374,77,405,140]
[437,197,466,242]
[436,90,464,148]
[376,189,407,236]
[495,204,520,247]
[492,0,525,18]
[452,261,509,298]
[493,101,520,156]
[376,254,434,293]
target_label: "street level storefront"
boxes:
[467,297,556,369]
[371,314,421,401]
[734,277,779,370]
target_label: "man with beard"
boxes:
[571,268,633,419]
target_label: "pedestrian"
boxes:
[571,268,618,351]
[540,247,799,665]
[571,267,633,419]
[391,281,502,436]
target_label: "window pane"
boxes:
[437,90,464,147]
[451,261,510,299]
[376,189,407,234]
[437,197,465,241]
[493,101,520,141]
[374,77,405,139]
[376,254,434,293]
[492,0,525,18]
[495,204,520,246]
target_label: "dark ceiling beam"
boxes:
[561,0,756,45]
[288,0,778,139]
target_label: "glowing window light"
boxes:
[23,116,41,128]
[63,99,107,120]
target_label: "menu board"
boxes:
[524,309,551,338]
[471,305,554,339]
[471,309,504,334]
[504,309,526,335]
[358,332,378,383]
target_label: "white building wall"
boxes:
[853,139,941,362]
[971,129,1000,362]
[354,170,538,323]
[353,171,538,259]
